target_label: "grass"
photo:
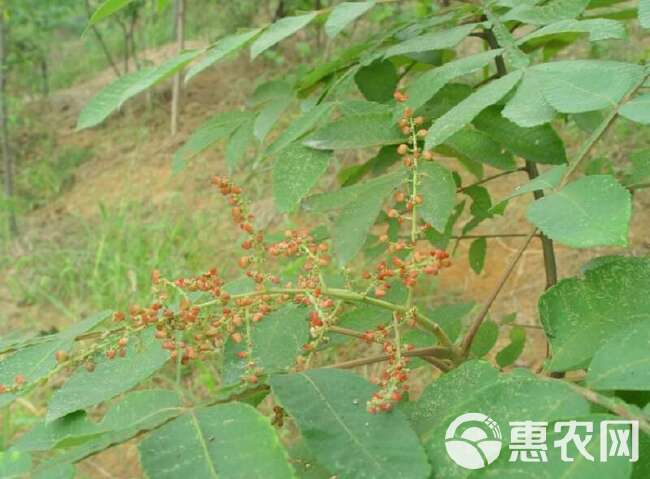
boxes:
[6,198,222,322]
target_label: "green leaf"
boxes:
[526,175,631,248]
[173,111,252,172]
[502,71,556,127]
[444,128,516,170]
[620,93,650,125]
[0,312,110,399]
[226,119,255,172]
[410,361,589,478]
[496,325,526,367]
[223,304,310,384]
[469,237,487,274]
[251,13,317,59]
[304,111,403,150]
[587,320,650,390]
[517,19,626,44]
[139,403,295,479]
[640,0,650,28]
[273,145,331,213]
[418,162,456,231]
[0,451,31,479]
[354,60,398,103]
[76,69,149,130]
[270,369,431,479]
[254,97,293,142]
[539,256,650,371]
[33,464,75,479]
[470,319,498,357]
[13,411,102,452]
[532,60,645,113]
[77,52,200,130]
[473,106,567,164]
[332,173,403,263]
[424,70,523,150]
[404,50,505,113]
[88,0,134,26]
[622,148,650,186]
[267,103,335,155]
[385,24,476,57]
[506,165,567,200]
[325,1,375,38]
[46,329,169,422]
[185,29,262,84]
[484,3,530,70]
[502,0,590,25]
[35,391,183,471]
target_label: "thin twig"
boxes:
[323,346,453,370]
[460,227,537,356]
[457,168,526,193]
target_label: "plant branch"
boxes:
[524,161,558,290]
[457,168,526,193]
[554,380,650,435]
[323,346,453,370]
[460,227,537,356]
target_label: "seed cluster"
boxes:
[0,100,455,413]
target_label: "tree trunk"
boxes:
[0,16,18,238]
[170,0,185,136]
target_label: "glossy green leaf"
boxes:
[185,29,262,83]
[532,60,644,113]
[620,93,650,125]
[251,13,317,59]
[411,361,590,477]
[46,329,169,422]
[496,325,526,368]
[267,103,335,155]
[503,71,556,127]
[139,403,295,479]
[540,256,650,371]
[587,320,650,390]
[273,145,331,213]
[470,319,498,358]
[270,369,431,479]
[325,1,375,38]
[424,70,523,150]
[173,111,252,172]
[444,128,515,170]
[502,0,590,25]
[469,237,487,274]
[304,111,402,150]
[418,162,456,231]
[385,24,476,57]
[527,175,631,248]
[88,0,134,26]
[518,19,626,44]
[404,50,504,113]
[473,106,567,164]
[355,59,398,103]
[506,165,567,200]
